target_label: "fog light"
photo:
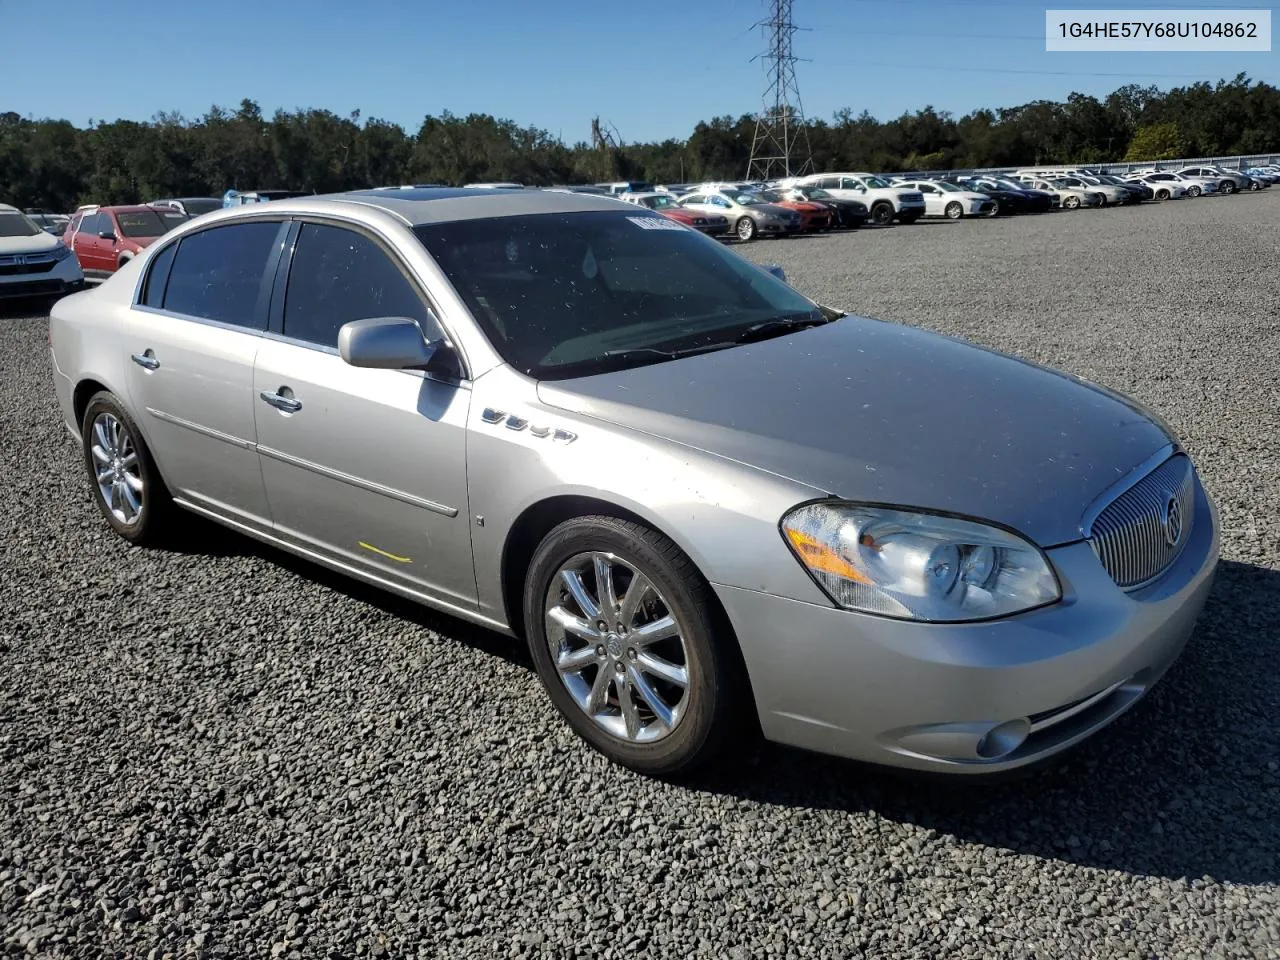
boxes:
[976,718,1031,760]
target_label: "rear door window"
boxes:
[161,221,283,328]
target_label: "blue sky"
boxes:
[2,0,1275,142]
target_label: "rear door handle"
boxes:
[131,352,159,370]
[259,390,302,413]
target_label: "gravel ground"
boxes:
[2,191,1278,959]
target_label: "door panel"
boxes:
[253,340,476,604]
[123,312,271,526]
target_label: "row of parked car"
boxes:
[3,160,1275,304]
[548,162,1276,242]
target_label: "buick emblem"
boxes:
[1163,495,1183,547]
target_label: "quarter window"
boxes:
[161,221,282,328]
[282,222,430,348]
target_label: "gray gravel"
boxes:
[3,192,1279,959]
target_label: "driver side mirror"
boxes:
[98,231,117,241]
[338,316,462,378]
[759,262,787,284]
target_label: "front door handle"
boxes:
[131,352,160,371]
[259,390,302,413]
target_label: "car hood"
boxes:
[537,318,1172,547]
[0,232,61,255]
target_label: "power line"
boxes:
[858,61,1237,80]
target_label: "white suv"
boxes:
[0,204,85,305]
[785,173,925,225]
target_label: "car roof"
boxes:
[0,203,22,214]
[96,204,182,214]
[223,187,632,226]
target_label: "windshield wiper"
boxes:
[734,312,836,343]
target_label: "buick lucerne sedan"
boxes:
[49,188,1219,778]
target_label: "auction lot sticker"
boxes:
[1046,9,1272,50]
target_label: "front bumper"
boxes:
[715,479,1219,775]
[0,257,84,300]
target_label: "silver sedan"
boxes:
[49,189,1219,778]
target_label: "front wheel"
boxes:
[1249,180,1262,191]
[80,391,175,545]
[1156,189,1171,201]
[1188,185,1202,197]
[870,202,894,226]
[1063,195,1080,209]
[735,217,756,241]
[1220,180,1236,195]
[523,516,744,778]
[944,201,963,220]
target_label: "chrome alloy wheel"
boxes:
[90,412,143,525]
[544,552,690,743]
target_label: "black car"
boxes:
[981,177,1064,211]
[769,186,869,228]
[946,178,1044,215]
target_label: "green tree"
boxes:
[1124,122,1186,161]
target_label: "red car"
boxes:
[757,191,833,231]
[623,192,731,238]
[63,204,188,280]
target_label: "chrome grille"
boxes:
[1088,454,1195,589]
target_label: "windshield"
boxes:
[992,178,1025,191]
[727,193,764,206]
[414,211,824,380]
[641,195,679,210]
[116,210,185,238]
[933,181,962,193]
[182,198,222,216]
[801,188,832,200]
[0,212,43,238]
[862,176,892,189]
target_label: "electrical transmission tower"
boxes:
[746,0,813,181]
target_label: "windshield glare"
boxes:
[730,193,763,206]
[0,212,43,238]
[863,176,891,188]
[802,188,832,200]
[933,181,962,192]
[414,211,823,379]
[641,195,679,210]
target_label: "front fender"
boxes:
[465,368,831,626]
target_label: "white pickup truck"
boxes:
[782,172,926,226]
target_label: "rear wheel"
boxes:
[523,516,745,778]
[1220,180,1237,195]
[80,391,175,545]
[870,202,894,226]
[944,201,963,220]
[1187,185,1202,197]
[1156,188,1171,201]
[735,216,756,241]
[1063,195,1081,209]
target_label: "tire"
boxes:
[523,515,745,778]
[985,201,1000,217]
[80,391,176,545]
[117,255,132,272]
[870,202,894,226]
[1063,195,1080,209]
[735,217,756,241]
[1188,185,1202,197]
[1220,180,1236,195]
[1156,189,1170,201]
[1249,180,1261,191]
[944,201,963,220]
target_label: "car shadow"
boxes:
[690,557,1279,886]
[0,297,56,320]
[172,517,1278,884]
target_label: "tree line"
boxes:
[2,74,1277,212]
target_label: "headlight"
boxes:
[47,244,72,261]
[780,503,1060,622]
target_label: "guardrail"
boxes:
[886,153,1280,180]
